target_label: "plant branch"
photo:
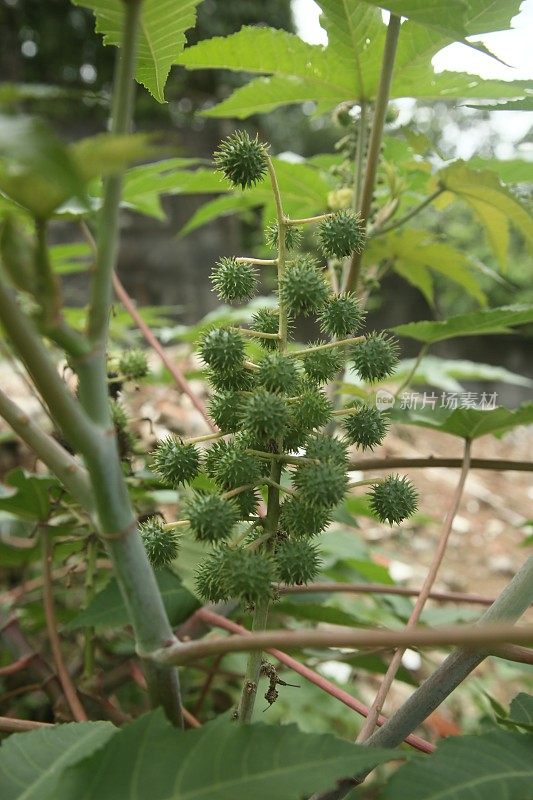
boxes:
[348,456,533,473]
[369,189,444,238]
[344,15,401,293]
[234,256,278,266]
[288,337,364,358]
[196,608,433,753]
[278,582,503,606]
[41,529,87,721]
[356,439,472,742]
[393,343,429,399]
[285,213,333,226]
[354,102,367,211]
[0,717,53,733]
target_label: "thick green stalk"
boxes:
[344,15,401,292]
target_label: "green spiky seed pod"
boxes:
[225,548,276,603]
[214,131,268,189]
[279,495,331,538]
[208,392,243,432]
[275,539,321,585]
[293,460,348,509]
[317,210,366,258]
[199,328,245,374]
[297,387,333,430]
[368,475,418,525]
[233,487,260,518]
[305,433,348,466]
[152,436,200,487]
[279,256,329,316]
[241,389,288,440]
[204,440,230,481]
[186,492,240,542]
[265,222,302,252]
[206,364,253,392]
[352,332,400,383]
[140,517,180,569]
[110,400,136,458]
[301,344,344,384]
[215,445,262,490]
[211,257,257,303]
[250,307,293,351]
[118,348,149,380]
[257,352,299,394]
[317,293,366,338]
[343,404,389,450]
[195,546,233,603]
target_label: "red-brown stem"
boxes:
[0,716,53,733]
[0,655,33,677]
[357,440,472,742]
[350,456,533,473]
[42,529,88,722]
[196,608,434,754]
[278,583,499,606]
[129,659,201,728]
[111,272,216,430]
[193,654,223,715]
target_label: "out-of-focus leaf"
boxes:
[506,693,533,731]
[0,469,62,521]
[466,97,533,112]
[392,305,533,343]
[71,133,156,181]
[49,242,92,275]
[390,402,533,440]
[392,356,533,393]
[179,193,258,237]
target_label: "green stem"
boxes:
[393,343,429,399]
[369,188,444,238]
[285,213,333,227]
[289,336,364,358]
[232,327,281,341]
[354,102,367,211]
[234,257,278,266]
[236,597,270,722]
[344,15,401,293]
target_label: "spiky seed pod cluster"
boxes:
[279,256,329,316]
[211,257,257,303]
[206,364,253,392]
[194,546,233,603]
[215,445,262,490]
[275,538,321,585]
[318,293,366,338]
[257,352,299,394]
[297,387,333,430]
[249,307,281,350]
[293,432,349,511]
[302,344,344,384]
[352,332,400,383]
[241,389,288,441]
[110,400,136,459]
[186,493,240,543]
[118,348,149,380]
[139,517,180,568]
[343,404,389,451]
[207,391,242,432]
[317,210,366,258]
[279,495,331,538]
[265,222,302,252]
[195,546,275,604]
[151,437,200,487]
[199,328,245,374]
[368,475,419,525]
[305,433,348,466]
[214,131,268,189]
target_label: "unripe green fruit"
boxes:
[233,487,260,518]
[211,257,257,303]
[152,437,200,487]
[118,348,149,380]
[214,131,268,189]
[195,546,233,603]
[140,517,180,568]
[301,344,344,384]
[317,210,366,258]
[215,445,262,490]
[249,307,283,351]
[305,433,348,466]
[199,328,245,373]
[186,492,240,542]
[265,222,302,252]
[368,475,418,525]
[279,495,331,537]
[204,440,230,480]
[279,256,329,316]
[241,389,288,440]
[110,399,136,458]
[275,538,321,585]
[207,364,253,392]
[208,392,243,432]
[343,404,389,450]
[352,332,399,383]
[257,352,299,394]
[226,548,276,603]
[293,459,348,509]
[295,386,333,430]
[317,293,365,338]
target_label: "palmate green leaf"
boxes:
[70,133,156,181]
[390,402,533,440]
[507,693,533,731]
[65,568,199,630]
[0,469,62,521]
[368,229,486,305]
[392,304,533,343]
[438,162,533,260]
[55,711,400,800]
[467,96,533,111]
[0,722,114,800]
[75,0,202,103]
[393,355,533,393]
[179,193,258,237]
[382,729,533,800]
[469,157,533,185]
